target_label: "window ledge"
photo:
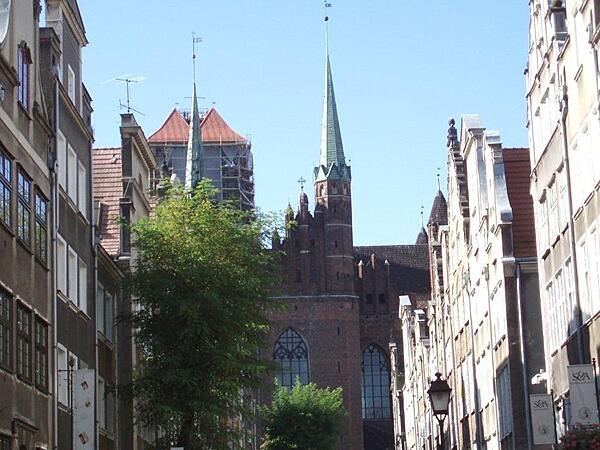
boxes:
[0,218,13,237]
[33,253,49,271]
[16,237,32,255]
[17,102,31,121]
[574,64,584,82]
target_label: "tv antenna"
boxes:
[102,73,146,115]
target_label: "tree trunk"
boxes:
[177,412,195,449]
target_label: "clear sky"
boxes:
[76,1,529,246]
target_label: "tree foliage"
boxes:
[128,181,279,448]
[260,381,346,450]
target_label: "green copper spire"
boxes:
[185,82,203,190]
[315,38,350,182]
[320,54,345,168]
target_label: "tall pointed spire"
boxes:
[185,35,204,191]
[315,10,350,182]
[320,54,345,168]
[185,83,203,190]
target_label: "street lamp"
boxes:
[428,372,452,450]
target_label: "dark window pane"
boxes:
[273,328,309,390]
[361,344,391,419]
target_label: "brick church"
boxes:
[266,49,433,449]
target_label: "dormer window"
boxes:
[17,43,32,110]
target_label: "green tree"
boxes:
[260,381,347,450]
[127,181,279,448]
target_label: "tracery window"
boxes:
[361,344,391,419]
[273,328,309,389]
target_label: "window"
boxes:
[97,284,105,335]
[57,132,66,188]
[361,344,391,419]
[57,345,68,405]
[97,284,114,342]
[77,161,86,215]
[57,235,67,294]
[34,193,47,262]
[497,365,513,439]
[273,328,309,390]
[0,149,11,226]
[17,43,31,109]
[16,304,32,381]
[78,259,87,313]
[17,170,30,244]
[67,65,75,102]
[98,376,106,429]
[0,435,10,450]
[68,248,77,302]
[0,289,11,370]
[34,318,48,391]
[67,146,77,201]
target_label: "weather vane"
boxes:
[324,1,332,21]
[192,32,202,83]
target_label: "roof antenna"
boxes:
[115,76,146,115]
[102,74,146,115]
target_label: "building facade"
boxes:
[0,1,53,448]
[42,1,97,448]
[396,117,544,450]
[266,51,431,450]
[526,0,600,431]
[93,113,158,450]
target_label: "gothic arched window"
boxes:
[361,344,391,419]
[273,328,309,389]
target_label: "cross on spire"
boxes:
[297,177,306,190]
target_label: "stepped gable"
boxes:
[354,244,430,292]
[148,108,189,145]
[200,108,247,144]
[92,148,123,255]
[428,190,448,226]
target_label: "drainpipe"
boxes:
[51,67,59,450]
[559,81,585,364]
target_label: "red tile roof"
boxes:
[93,148,123,256]
[148,107,247,145]
[201,108,247,144]
[148,109,190,144]
[503,147,536,258]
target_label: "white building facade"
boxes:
[526,0,600,428]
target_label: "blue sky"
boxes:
[77,1,529,246]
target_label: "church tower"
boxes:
[313,51,354,295]
[267,24,364,449]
